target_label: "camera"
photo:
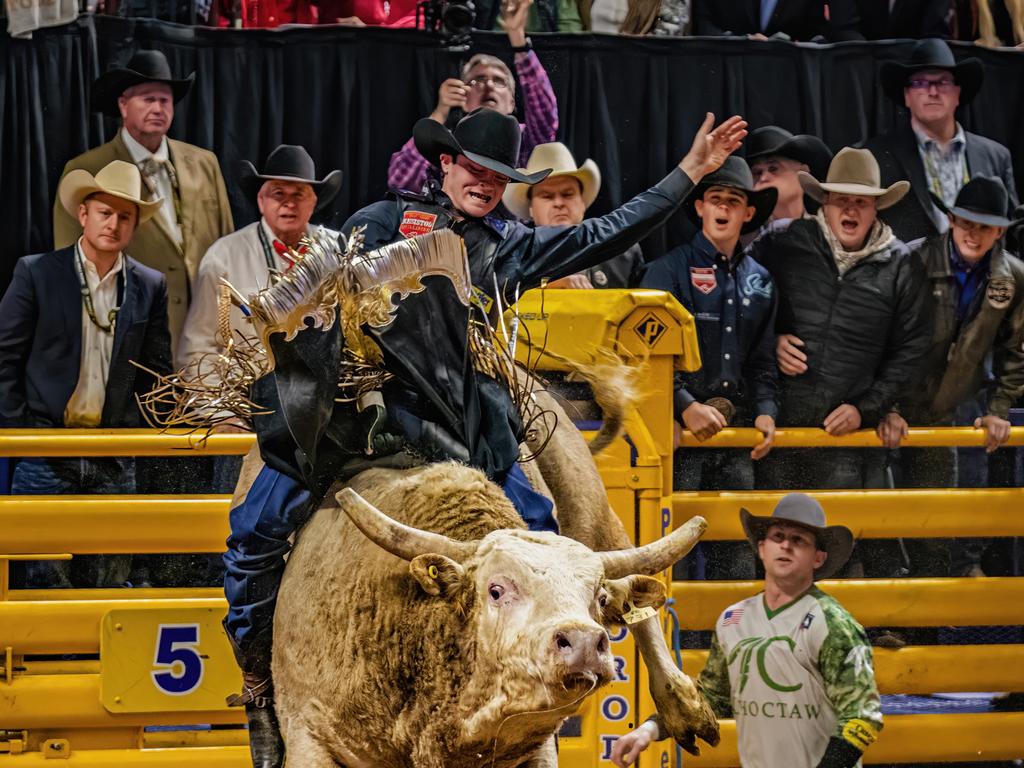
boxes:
[417,0,476,47]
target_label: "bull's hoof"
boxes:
[246,704,286,768]
[658,686,720,755]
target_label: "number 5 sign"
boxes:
[101,607,238,713]
[152,624,203,695]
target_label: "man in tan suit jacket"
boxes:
[53,49,234,349]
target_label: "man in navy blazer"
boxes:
[0,160,171,587]
[865,39,1018,244]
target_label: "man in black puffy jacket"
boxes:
[749,148,932,491]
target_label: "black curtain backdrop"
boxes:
[3,17,1024,290]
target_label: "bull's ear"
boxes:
[410,554,466,598]
[601,575,667,625]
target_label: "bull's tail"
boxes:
[566,348,646,456]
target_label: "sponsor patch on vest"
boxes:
[399,210,438,239]
[987,277,1014,309]
[690,266,717,295]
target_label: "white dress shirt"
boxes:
[176,219,336,370]
[121,127,183,245]
[64,241,124,427]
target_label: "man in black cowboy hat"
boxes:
[220,105,747,766]
[641,159,778,469]
[745,126,833,234]
[875,176,1024,576]
[641,157,778,578]
[53,49,234,352]
[612,493,882,768]
[864,38,1017,244]
[177,145,342,377]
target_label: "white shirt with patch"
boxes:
[698,586,882,768]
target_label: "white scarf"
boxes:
[815,209,896,275]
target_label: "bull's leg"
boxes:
[630,617,719,754]
[281,723,339,767]
[519,735,558,768]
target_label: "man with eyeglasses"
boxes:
[748,148,931,493]
[865,38,1017,244]
[611,494,882,768]
[386,0,556,195]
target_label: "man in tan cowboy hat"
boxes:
[748,147,932,491]
[0,160,171,587]
[53,49,234,352]
[502,142,644,288]
[177,144,343,378]
[612,494,882,768]
[865,38,1016,243]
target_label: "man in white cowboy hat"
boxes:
[502,142,645,288]
[749,147,932,491]
[612,494,882,768]
[865,38,1017,243]
[53,49,234,352]
[177,145,342,377]
[219,106,748,766]
[641,156,778,579]
[0,160,171,587]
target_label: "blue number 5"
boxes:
[152,624,203,695]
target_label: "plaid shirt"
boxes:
[914,122,968,234]
[386,50,558,193]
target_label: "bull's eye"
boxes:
[489,584,505,602]
[598,590,609,608]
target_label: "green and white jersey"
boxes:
[698,586,882,768]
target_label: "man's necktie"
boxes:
[138,156,167,200]
[272,239,307,270]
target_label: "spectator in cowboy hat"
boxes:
[876,176,1024,577]
[53,49,234,353]
[0,160,171,587]
[641,156,778,577]
[745,126,833,232]
[502,142,645,288]
[864,38,1017,243]
[749,147,931,491]
[612,493,881,768]
[177,145,342,377]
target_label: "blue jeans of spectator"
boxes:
[223,462,557,658]
[11,457,136,588]
[673,448,756,581]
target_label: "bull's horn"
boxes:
[336,488,477,563]
[598,516,708,579]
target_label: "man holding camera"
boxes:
[387,0,557,194]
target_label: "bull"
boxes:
[239,364,720,766]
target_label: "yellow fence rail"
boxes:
[676,425,1024,448]
[673,488,1024,538]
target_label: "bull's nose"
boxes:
[553,627,610,675]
